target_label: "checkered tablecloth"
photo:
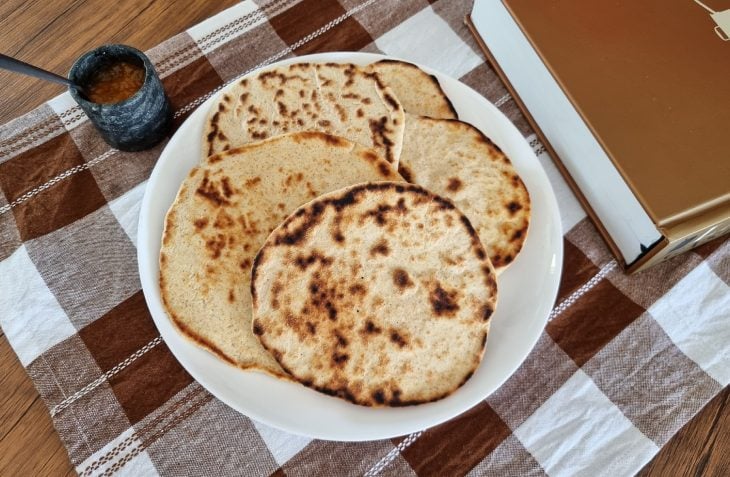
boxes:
[1,1,728,475]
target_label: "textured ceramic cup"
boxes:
[69,44,171,152]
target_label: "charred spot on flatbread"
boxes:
[251,182,496,407]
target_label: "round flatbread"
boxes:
[203,62,405,166]
[366,59,457,119]
[397,115,531,271]
[160,132,403,376]
[251,182,497,406]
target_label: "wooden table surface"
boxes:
[0,1,727,476]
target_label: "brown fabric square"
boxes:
[608,249,702,309]
[705,238,729,285]
[53,382,132,464]
[0,133,84,202]
[269,0,373,55]
[487,333,578,430]
[128,382,206,443]
[340,0,429,40]
[69,121,166,202]
[162,55,224,126]
[499,98,532,137]
[26,335,103,407]
[557,239,600,303]
[146,397,279,476]
[0,193,21,261]
[380,455,418,477]
[79,291,158,373]
[74,385,209,474]
[281,439,393,476]
[564,218,614,268]
[0,133,107,241]
[547,279,645,367]
[400,402,512,477]
[458,62,509,104]
[27,339,131,461]
[207,22,290,81]
[694,234,728,259]
[109,341,193,425]
[25,205,140,329]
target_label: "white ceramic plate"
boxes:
[138,52,563,441]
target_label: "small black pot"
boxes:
[69,44,171,152]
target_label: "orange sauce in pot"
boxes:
[86,61,145,104]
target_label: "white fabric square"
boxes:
[529,135,586,234]
[78,427,159,476]
[0,246,75,365]
[187,1,264,54]
[48,92,86,131]
[649,262,730,386]
[251,419,312,466]
[514,369,658,477]
[118,450,159,477]
[109,180,147,248]
[375,7,483,79]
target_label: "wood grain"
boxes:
[0,1,239,475]
[0,0,239,124]
[639,387,730,477]
[0,334,75,476]
[0,1,727,476]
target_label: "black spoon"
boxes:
[0,53,87,95]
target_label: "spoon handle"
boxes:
[0,53,77,89]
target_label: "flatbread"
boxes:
[251,182,497,406]
[160,132,403,376]
[367,60,457,119]
[397,115,530,271]
[203,62,405,166]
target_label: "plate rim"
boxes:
[137,51,563,441]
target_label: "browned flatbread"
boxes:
[160,132,403,375]
[367,59,457,119]
[203,62,405,165]
[398,115,531,271]
[251,182,497,406]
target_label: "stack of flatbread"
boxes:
[160,59,531,406]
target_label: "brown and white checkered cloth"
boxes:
[0,1,728,475]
